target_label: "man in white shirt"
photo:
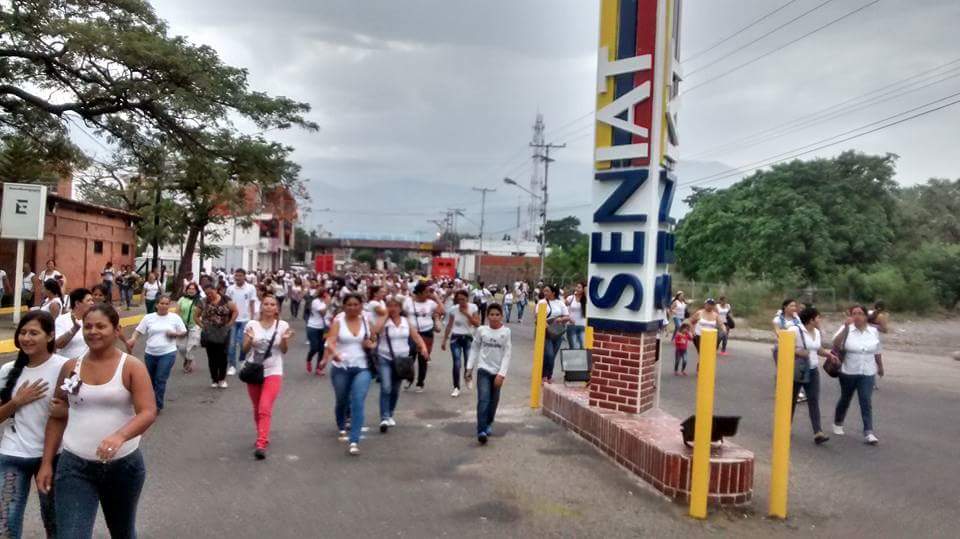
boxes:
[0,268,7,306]
[21,264,36,307]
[225,269,258,375]
[55,288,96,360]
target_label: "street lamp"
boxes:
[504,176,547,281]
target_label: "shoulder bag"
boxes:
[386,323,416,383]
[545,303,567,340]
[240,320,278,385]
[823,324,848,378]
[794,327,811,384]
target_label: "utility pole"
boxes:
[472,187,496,281]
[530,142,565,281]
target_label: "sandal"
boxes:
[183,360,194,373]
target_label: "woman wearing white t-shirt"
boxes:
[441,290,480,398]
[538,285,570,384]
[409,282,444,392]
[376,297,429,432]
[142,272,161,314]
[324,294,378,455]
[39,279,64,318]
[831,304,884,445]
[125,295,188,411]
[37,260,65,294]
[242,294,293,460]
[306,288,331,375]
[0,311,68,538]
[565,282,587,349]
[789,306,836,445]
[670,291,687,339]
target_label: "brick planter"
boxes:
[543,384,754,506]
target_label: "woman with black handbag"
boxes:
[324,294,378,456]
[241,294,292,460]
[376,296,430,433]
[199,284,237,389]
[537,285,570,384]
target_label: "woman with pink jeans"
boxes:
[242,294,293,460]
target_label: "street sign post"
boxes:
[1,183,48,324]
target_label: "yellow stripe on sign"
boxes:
[0,307,177,355]
[659,0,673,165]
[595,0,619,170]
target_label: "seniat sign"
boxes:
[589,0,681,332]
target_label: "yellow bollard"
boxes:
[529,303,548,409]
[769,329,796,519]
[689,328,718,519]
[585,324,594,350]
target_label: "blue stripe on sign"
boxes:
[588,317,665,333]
[612,0,638,152]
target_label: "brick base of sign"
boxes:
[588,329,659,415]
[543,384,754,506]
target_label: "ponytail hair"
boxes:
[2,311,55,404]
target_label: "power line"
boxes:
[678,89,960,189]
[682,0,881,95]
[682,0,806,64]
[686,60,960,158]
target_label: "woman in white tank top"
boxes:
[688,299,727,367]
[37,304,157,539]
[324,294,379,455]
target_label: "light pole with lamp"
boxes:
[503,177,546,281]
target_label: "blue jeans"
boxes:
[0,454,56,538]
[144,351,177,410]
[476,370,501,436]
[543,335,563,380]
[378,356,402,420]
[504,303,513,322]
[331,367,372,444]
[835,373,875,434]
[55,449,145,539]
[306,327,326,365]
[515,301,526,321]
[672,317,684,338]
[120,286,134,308]
[566,325,585,349]
[228,320,248,368]
[449,335,472,390]
[792,367,822,434]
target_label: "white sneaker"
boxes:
[227,366,237,376]
[864,433,879,445]
[387,417,397,427]
[337,430,348,442]
[348,443,360,456]
[218,381,228,389]
[360,426,369,433]
[415,386,425,393]
[210,382,219,388]
[832,424,845,436]
[380,419,390,433]
[451,388,460,398]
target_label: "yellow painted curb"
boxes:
[0,294,145,315]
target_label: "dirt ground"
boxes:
[732,312,960,358]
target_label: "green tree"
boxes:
[353,249,376,268]
[675,151,900,284]
[545,216,586,251]
[545,235,588,285]
[895,178,960,247]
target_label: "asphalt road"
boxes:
[18,315,959,538]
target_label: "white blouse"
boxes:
[834,324,881,376]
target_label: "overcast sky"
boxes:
[134,0,960,238]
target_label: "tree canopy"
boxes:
[675,151,900,283]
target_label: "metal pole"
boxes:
[12,240,24,324]
[472,187,495,281]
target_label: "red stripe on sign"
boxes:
[631,0,658,167]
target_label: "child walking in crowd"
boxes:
[673,322,692,376]
[465,304,511,445]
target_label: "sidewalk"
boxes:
[0,302,150,354]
